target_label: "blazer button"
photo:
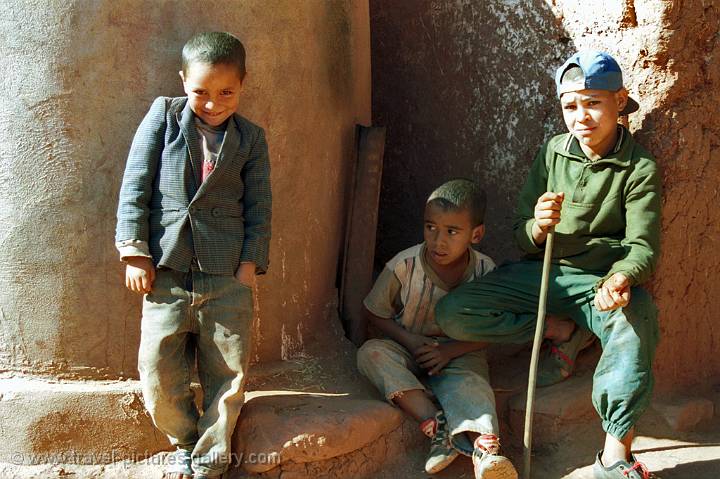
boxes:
[189,206,196,214]
[212,207,221,217]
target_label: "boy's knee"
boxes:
[623,287,659,339]
[599,289,658,359]
[356,339,393,371]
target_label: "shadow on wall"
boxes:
[370,0,575,271]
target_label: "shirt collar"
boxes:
[419,243,477,291]
[564,126,630,167]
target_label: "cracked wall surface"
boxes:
[371,0,719,391]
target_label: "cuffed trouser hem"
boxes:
[449,423,498,456]
[387,387,428,403]
[602,421,633,441]
[358,338,499,458]
[357,338,427,401]
[192,464,230,478]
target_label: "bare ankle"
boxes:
[544,316,576,344]
[602,430,633,465]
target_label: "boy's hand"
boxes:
[125,256,155,294]
[414,342,453,376]
[594,272,631,312]
[405,334,438,357]
[532,191,565,245]
[234,262,256,289]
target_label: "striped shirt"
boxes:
[364,243,495,336]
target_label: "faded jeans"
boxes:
[357,338,498,455]
[138,266,253,477]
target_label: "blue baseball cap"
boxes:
[555,50,639,115]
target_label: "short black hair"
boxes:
[427,178,487,226]
[182,31,246,80]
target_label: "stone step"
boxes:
[0,375,167,466]
[227,346,429,478]
[231,393,410,477]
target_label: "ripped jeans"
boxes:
[357,337,498,455]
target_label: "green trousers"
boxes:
[435,260,659,440]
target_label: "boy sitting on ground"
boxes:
[357,179,518,478]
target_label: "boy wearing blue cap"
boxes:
[435,51,661,479]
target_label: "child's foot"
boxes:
[422,411,460,474]
[593,450,658,478]
[472,434,517,479]
[537,326,596,387]
[163,448,193,479]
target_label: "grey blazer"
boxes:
[116,97,271,275]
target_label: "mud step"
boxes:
[230,393,419,478]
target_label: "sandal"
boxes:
[537,327,595,387]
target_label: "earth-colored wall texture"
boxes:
[0,0,371,379]
[371,0,719,392]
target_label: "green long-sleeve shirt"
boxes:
[513,126,661,287]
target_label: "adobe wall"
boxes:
[371,0,719,391]
[0,0,371,379]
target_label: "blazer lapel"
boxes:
[177,101,203,195]
[195,115,245,197]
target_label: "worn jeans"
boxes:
[357,338,498,455]
[138,266,253,477]
[436,260,659,440]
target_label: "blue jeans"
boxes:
[138,266,253,477]
[357,338,498,455]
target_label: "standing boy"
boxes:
[436,51,661,479]
[116,32,271,479]
[357,179,519,479]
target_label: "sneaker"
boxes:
[593,450,658,478]
[163,448,193,479]
[537,326,595,387]
[472,434,518,479]
[422,411,460,474]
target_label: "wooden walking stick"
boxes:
[523,227,555,479]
